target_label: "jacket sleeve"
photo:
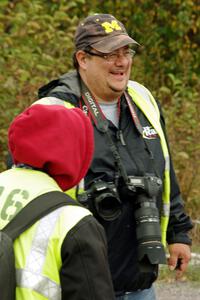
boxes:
[60,215,115,300]
[166,155,193,244]
[158,102,193,245]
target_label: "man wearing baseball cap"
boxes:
[1,102,115,300]
[38,14,193,300]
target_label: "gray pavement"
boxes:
[155,281,200,300]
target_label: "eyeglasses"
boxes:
[85,49,136,63]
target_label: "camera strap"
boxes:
[80,80,159,181]
[124,91,143,135]
[124,91,159,177]
[81,81,108,133]
[80,80,130,183]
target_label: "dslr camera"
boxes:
[78,174,166,265]
[77,180,122,221]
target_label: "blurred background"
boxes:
[0,0,199,280]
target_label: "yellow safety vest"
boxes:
[0,168,91,300]
[127,81,170,247]
[34,84,170,247]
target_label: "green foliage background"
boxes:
[0,0,199,231]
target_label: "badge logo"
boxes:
[142,126,158,139]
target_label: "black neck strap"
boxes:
[124,91,144,135]
[81,80,145,136]
[80,79,159,180]
[81,80,108,133]
[80,80,130,183]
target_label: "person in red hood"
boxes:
[0,103,115,300]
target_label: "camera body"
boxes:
[78,180,122,221]
[78,174,166,265]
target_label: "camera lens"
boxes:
[134,194,166,264]
[135,200,161,243]
[95,193,122,221]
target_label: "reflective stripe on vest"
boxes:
[16,204,91,299]
[16,207,63,300]
[128,81,170,247]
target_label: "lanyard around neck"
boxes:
[81,77,147,137]
[81,80,108,133]
[80,80,131,182]
[124,91,144,135]
[80,80,160,178]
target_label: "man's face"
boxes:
[77,46,133,102]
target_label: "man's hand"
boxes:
[168,243,191,279]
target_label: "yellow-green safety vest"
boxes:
[127,81,170,247]
[34,82,171,247]
[0,168,91,300]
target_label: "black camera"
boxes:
[78,174,166,265]
[127,175,166,265]
[77,180,122,221]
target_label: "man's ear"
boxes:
[76,50,88,70]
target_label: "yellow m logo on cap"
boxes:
[101,20,122,33]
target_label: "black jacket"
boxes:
[38,70,193,293]
[61,215,115,299]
